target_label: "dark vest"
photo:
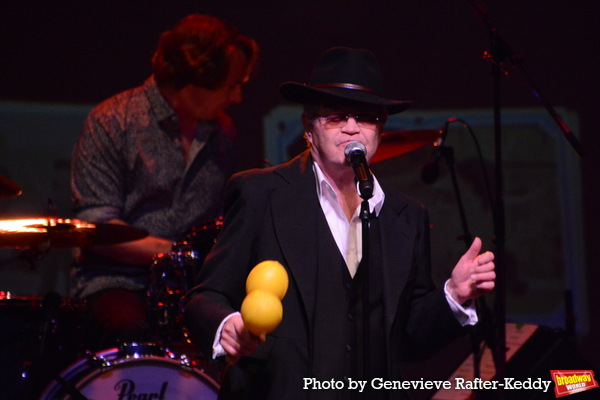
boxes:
[311,211,388,399]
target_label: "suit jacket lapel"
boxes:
[270,151,320,326]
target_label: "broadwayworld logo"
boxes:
[550,370,599,398]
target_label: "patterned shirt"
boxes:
[70,76,237,297]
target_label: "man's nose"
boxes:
[342,116,361,133]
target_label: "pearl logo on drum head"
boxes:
[114,379,168,399]
[39,344,219,400]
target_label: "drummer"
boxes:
[70,14,259,351]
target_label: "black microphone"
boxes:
[344,141,374,199]
[421,141,443,184]
[421,119,455,184]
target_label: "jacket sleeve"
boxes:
[395,203,465,361]
[184,170,270,358]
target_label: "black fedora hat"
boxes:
[280,47,411,115]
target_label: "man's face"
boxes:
[179,48,251,121]
[304,104,386,170]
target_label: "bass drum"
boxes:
[39,344,219,400]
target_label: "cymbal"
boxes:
[371,129,441,164]
[0,176,22,197]
[0,218,148,249]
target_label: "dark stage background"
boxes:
[1,0,598,387]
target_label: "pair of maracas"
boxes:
[241,260,289,336]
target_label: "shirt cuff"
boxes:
[212,311,241,359]
[77,205,121,223]
[444,279,478,326]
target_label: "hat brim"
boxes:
[280,82,411,115]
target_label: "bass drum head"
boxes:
[40,346,218,400]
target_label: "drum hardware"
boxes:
[115,342,171,361]
[184,217,223,260]
[117,343,198,371]
[77,342,168,370]
[147,218,223,346]
[148,243,201,345]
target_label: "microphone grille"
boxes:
[344,141,367,159]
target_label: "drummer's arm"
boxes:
[72,118,174,265]
[83,218,172,266]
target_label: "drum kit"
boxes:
[0,129,439,400]
[0,181,221,399]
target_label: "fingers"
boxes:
[469,261,496,296]
[474,280,495,291]
[221,335,259,359]
[450,238,496,302]
[476,250,494,265]
[220,315,263,360]
[464,247,496,298]
[472,252,495,276]
[471,270,496,285]
[471,252,495,278]
[224,333,259,356]
[224,329,265,366]
[470,279,495,296]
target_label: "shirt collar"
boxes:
[312,160,385,218]
[143,76,179,138]
[144,75,219,142]
[144,76,175,123]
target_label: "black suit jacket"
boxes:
[185,150,464,400]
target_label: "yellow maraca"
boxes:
[245,260,289,299]
[241,260,288,336]
[240,289,283,336]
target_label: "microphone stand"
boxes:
[488,32,508,399]
[359,195,372,381]
[345,142,375,380]
[463,2,585,398]
[466,0,585,159]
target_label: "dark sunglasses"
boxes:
[316,113,383,129]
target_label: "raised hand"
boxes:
[446,237,496,305]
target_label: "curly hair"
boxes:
[152,14,259,90]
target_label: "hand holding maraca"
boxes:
[221,260,288,364]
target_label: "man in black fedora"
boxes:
[184,47,496,399]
